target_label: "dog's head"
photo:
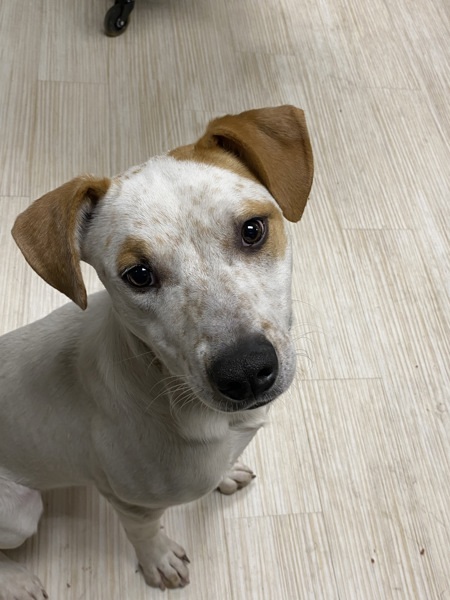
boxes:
[12,106,313,413]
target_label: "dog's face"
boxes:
[12,106,313,413]
[83,157,295,411]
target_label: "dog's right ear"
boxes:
[12,175,110,310]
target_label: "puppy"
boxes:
[0,106,313,598]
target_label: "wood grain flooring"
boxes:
[0,0,449,598]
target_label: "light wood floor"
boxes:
[1,0,449,598]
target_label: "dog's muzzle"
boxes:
[208,334,279,410]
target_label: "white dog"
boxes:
[0,106,313,599]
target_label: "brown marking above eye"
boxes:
[116,236,153,275]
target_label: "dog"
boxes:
[0,105,313,598]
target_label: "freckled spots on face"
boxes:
[153,234,165,247]
[190,218,210,241]
[186,278,208,315]
[261,320,270,331]
[149,214,163,227]
[261,319,273,334]
[184,185,223,215]
[131,220,147,230]
[206,205,216,219]
[214,272,253,317]
[118,164,145,182]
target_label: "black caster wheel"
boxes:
[104,1,135,37]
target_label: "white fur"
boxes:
[0,155,296,595]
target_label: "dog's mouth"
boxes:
[247,399,272,410]
[210,395,275,413]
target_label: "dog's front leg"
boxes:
[217,416,265,495]
[110,500,190,591]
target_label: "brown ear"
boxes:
[196,105,314,222]
[12,175,110,309]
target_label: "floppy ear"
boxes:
[12,175,111,310]
[196,105,314,222]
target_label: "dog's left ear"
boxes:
[196,105,314,222]
[12,175,110,310]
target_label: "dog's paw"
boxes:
[217,461,256,495]
[137,531,190,591]
[0,555,48,600]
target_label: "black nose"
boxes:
[208,335,278,403]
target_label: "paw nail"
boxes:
[182,554,191,564]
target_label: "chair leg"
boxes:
[104,0,136,37]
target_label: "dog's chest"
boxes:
[93,415,259,507]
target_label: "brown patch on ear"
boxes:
[194,105,314,222]
[169,144,259,184]
[12,175,110,309]
[117,236,153,274]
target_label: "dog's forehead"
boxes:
[99,156,288,275]
[111,155,277,226]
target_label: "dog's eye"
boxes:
[123,265,156,288]
[241,218,266,246]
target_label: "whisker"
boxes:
[291,335,315,346]
[290,298,319,311]
[113,349,157,365]
[171,393,198,417]
[169,384,205,418]
[290,323,324,336]
[145,354,162,374]
[141,379,192,414]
